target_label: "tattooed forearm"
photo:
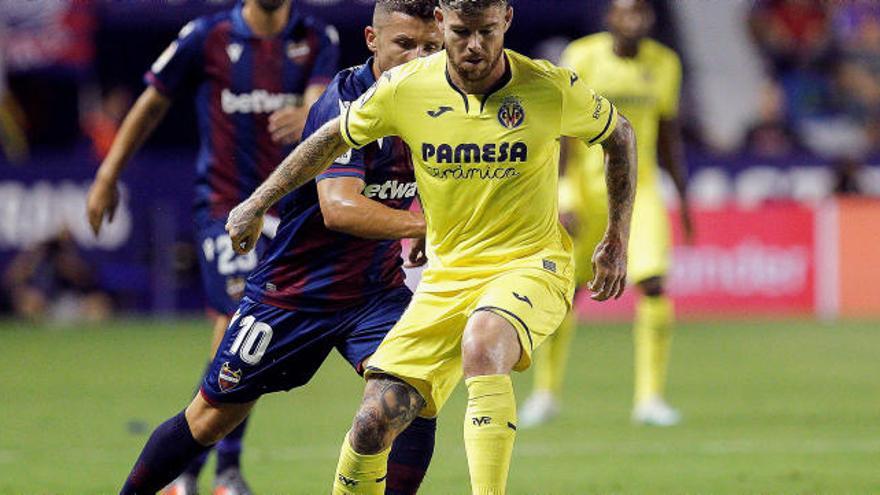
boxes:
[600,114,637,237]
[248,117,349,213]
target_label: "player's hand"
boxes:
[588,232,628,301]
[680,205,695,245]
[86,179,120,236]
[404,237,428,268]
[268,106,308,145]
[226,200,265,254]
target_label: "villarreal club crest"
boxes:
[498,96,525,129]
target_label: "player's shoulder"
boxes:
[640,38,681,66]
[186,10,233,37]
[564,32,612,58]
[381,51,445,93]
[290,13,340,46]
[508,50,576,92]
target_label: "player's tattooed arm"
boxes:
[590,114,637,301]
[226,117,348,254]
[350,376,426,454]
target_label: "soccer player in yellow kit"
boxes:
[521,0,693,428]
[225,1,637,493]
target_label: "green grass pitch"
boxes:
[1,318,878,494]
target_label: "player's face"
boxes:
[437,5,512,83]
[607,1,655,44]
[368,13,444,74]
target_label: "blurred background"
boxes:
[1,1,878,494]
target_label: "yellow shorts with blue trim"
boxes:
[573,188,671,286]
[365,268,573,417]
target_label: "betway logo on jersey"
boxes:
[363,180,417,200]
[422,141,527,164]
[221,89,300,114]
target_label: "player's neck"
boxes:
[612,37,640,59]
[242,2,291,38]
[447,52,508,95]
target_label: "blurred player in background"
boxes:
[225,0,637,492]
[86,0,338,492]
[116,1,443,494]
[521,0,691,428]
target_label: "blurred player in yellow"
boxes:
[225,1,638,491]
[521,0,692,428]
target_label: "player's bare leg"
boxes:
[632,276,679,426]
[333,376,425,494]
[461,310,522,495]
[120,392,254,494]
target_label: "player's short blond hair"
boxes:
[376,0,439,20]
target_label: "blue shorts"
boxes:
[196,216,272,315]
[201,285,413,404]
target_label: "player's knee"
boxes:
[462,310,521,378]
[350,377,424,454]
[185,396,250,445]
[638,277,665,297]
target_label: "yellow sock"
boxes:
[534,310,576,395]
[463,374,517,495]
[332,432,390,495]
[633,295,674,404]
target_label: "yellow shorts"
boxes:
[573,188,671,286]
[365,268,573,417]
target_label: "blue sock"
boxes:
[215,415,249,475]
[385,417,436,495]
[182,450,209,477]
[120,411,210,495]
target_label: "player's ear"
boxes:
[365,26,378,54]
[504,5,513,32]
[434,7,444,28]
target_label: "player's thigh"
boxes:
[196,218,266,314]
[628,191,671,283]
[471,269,573,372]
[365,289,475,417]
[337,285,414,374]
[201,297,339,405]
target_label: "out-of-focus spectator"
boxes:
[833,2,880,151]
[832,156,866,196]
[81,86,132,160]
[749,0,833,77]
[2,229,113,323]
[742,80,806,157]
[0,22,29,163]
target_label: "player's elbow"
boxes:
[613,113,636,149]
[320,200,355,233]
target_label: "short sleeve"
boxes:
[308,24,340,87]
[144,20,205,98]
[302,90,367,182]
[559,67,618,146]
[341,71,397,149]
[657,52,682,120]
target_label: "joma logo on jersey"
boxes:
[362,180,417,200]
[221,89,300,114]
[421,142,528,164]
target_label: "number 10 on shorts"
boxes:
[227,314,273,365]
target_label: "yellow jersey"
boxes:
[341,49,618,291]
[562,32,681,193]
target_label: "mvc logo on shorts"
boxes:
[218,361,242,392]
[498,96,525,129]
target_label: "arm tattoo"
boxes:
[249,118,348,213]
[600,114,637,236]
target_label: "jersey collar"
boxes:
[354,57,378,90]
[231,2,301,40]
[444,50,513,114]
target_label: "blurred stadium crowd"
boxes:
[0,0,878,321]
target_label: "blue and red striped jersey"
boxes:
[245,59,417,311]
[145,3,339,221]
